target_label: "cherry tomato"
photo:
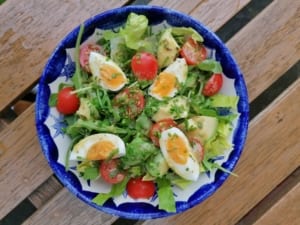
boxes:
[202,73,223,96]
[79,43,103,73]
[113,87,145,119]
[131,52,158,80]
[149,119,177,146]
[180,37,207,65]
[56,87,80,115]
[127,178,156,199]
[189,138,205,162]
[100,159,125,184]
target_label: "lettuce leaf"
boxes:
[120,137,158,168]
[198,59,223,73]
[120,12,149,50]
[210,94,239,109]
[156,177,176,213]
[204,119,233,157]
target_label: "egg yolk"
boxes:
[87,140,116,160]
[166,134,188,164]
[151,72,177,98]
[100,64,126,89]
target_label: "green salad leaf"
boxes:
[198,59,223,73]
[210,94,239,108]
[77,160,100,180]
[156,177,176,213]
[120,12,149,50]
[72,24,85,90]
[92,177,130,206]
[171,27,204,42]
[120,137,158,169]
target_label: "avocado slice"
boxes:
[157,28,180,68]
[152,96,189,122]
[181,116,218,144]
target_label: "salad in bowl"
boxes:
[36,6,248,219]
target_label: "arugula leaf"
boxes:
[156,177,176,213]
[72,24,85,90]
[65,119,128,138]
[92,177,129,206]
[198,59,223,73]
[202,156,238,177]
[65,135,82,171]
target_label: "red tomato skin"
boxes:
[127,178,156,199]
[79,43,102,73]
[149,119,177,146]
[113,88,145,119]
[56,87,80,115]
[202,73,223,96]
[100,159,125,184]
[180,37,207,65]
[131,52,158,80]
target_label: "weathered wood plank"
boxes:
[0,119,7,132]
[139,79,300,224]
[0,105,52,219]
[28,176,63,209]
[227,0,300,101]
[149,0,251,31]
[0,0,129,113]
[253,182,300,225]
[22,189,118,225]
[189,0,251,31]
[149,0,203,14]
[238,167,300,225]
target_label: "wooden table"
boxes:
[0,0,299,224]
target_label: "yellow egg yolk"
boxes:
[87,140,116,160]
[100,64,126,89]
[166,134,189,164]
[151,72,177,98]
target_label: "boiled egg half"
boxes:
[159,127,200,181]
[89,52,127,91]
[149,58,187,100]
[69,133,126,161]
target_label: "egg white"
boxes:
[149,58,188,100]
[89,52,127,91]
[159,127,200,181]
[69,133,126,161]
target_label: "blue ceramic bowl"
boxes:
[36,5,249,219]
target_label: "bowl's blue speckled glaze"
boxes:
[36,5,249,219]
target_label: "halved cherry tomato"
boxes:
[113,87,145,119]
[149,119,177,146]
[180,37,207,65]
[56,87,80,115]
[189,137,205,162]
[79,43,103,73]
[202,73,223,96]
[100,159,125,184]
[127,178,156,199]
[131,52,158,80]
